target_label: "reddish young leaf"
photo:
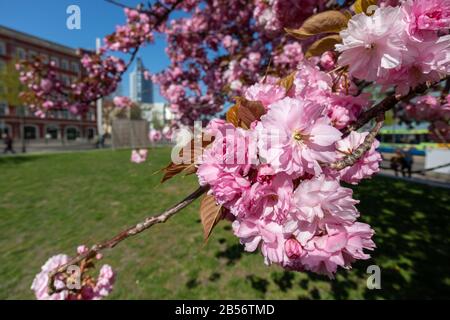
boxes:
[226,103,240,127]
[200,194,224,241]
[236,98,266,129]
[161,135,213,183]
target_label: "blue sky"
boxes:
[0,0,170,102]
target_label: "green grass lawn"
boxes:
[1,149,449,299]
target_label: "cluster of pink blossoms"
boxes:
[131,149,149,164]
[104,8,156,53]
[336,0,450,95]
[197,61,381,277]
[253,0,326,32]
[31,246,115,300]
[18,52,127,117]
[113,96,133,108]
[149,129,163,142]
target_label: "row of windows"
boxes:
[0,40,80,73]
[2,125,96,140]
[0,103,95,121]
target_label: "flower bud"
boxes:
[285,238,302,259]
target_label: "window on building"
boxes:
[0,41,6,55]
[50,56,60,68]
[1,124,11,136]
[16,47,26,60]
[0,102,8,115]
[24,125,38,139]
[87,128,95,140]
[46,126,58,139]
[71,62,80,73]
[61,59,69,70]
[66,127,80,140]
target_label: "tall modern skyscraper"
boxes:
[129,58,153,103]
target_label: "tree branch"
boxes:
[328,113,384,171]
[342,76,450,136]
[47,185,209,294]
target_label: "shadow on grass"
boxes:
[0,154,48,165]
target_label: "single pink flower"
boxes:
[403,0,450,41]
[244,83,286,109]
[293,175,359,223]
[257,97,342,177]
[336,7,407,81]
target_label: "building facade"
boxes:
[0,25,97,143]
[129,57,153,104]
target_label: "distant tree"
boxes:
[0,59,28,152]
[0,59,25,107]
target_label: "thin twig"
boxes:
[47,185,209,294]
[105,0,133,10]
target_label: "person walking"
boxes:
[390,149,404,177]
[402,148,414,178]
[3,132,15,154]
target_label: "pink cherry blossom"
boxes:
[131,149,148,164]
[284,237,302,259]
[379,35,450,95]
[149,130,162,142]
[113,96,133,108]
[293,61,333,104]
[292,175,359,223]
[320,51,337,71]
[244,83,286,109]
[403,0,450,41]
[232,172,294,222]
[197,122,256,207]
[257,97,342,177]
[326,94,370,130]
[336,6,407,81]
[31,248,116,300]
[31,254,70,300]
[293,222,375,278]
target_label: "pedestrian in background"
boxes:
[390,149,404,177]
[402,148,414,178]
[3,132,15,154]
